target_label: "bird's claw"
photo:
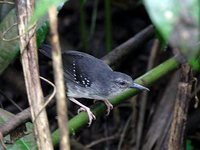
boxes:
[94,100,113,116]
[103,100,113,116]
[77,107,96,126]
[77,107,85,114]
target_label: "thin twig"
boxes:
[1,22,36,42]
[1,23,19,41]
[33,76,56,123]
[117,115,132,150]
[48,5,70,150]
[86,133,119,148]
[0,1,14,4]
[0,89,23,112]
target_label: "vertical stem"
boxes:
[49,6,70,150]
[89,0,98,40]
[104,0,112,52]
[79,0,88,50]
[15,0,53,149]
[168,64,192,149]
[48,6,71,150]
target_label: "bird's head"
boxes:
[108,72,149,98]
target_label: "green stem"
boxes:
[89,0,98,40]
[79,0,88,50]
[52,56,179,145]
[104,0,112,52]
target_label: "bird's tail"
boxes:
[39,44,52,59]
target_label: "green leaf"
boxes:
[186,139,194,150]
[6,123,36,150]
[0,8,49,74]
[144,0,200,71]
[143,0,180,40]
[0,1,14,22]
[0,0,67,75]
[189,56,200,71]
[29,0,67,25]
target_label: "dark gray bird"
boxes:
[40,44,149,125]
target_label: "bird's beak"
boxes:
[130,82,149,91]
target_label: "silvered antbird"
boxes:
[40,44,149,125]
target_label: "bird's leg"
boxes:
[94,99,113,116]
[69,97,96,126]
[102,100,113,116]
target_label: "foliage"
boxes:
[144,0,200,70]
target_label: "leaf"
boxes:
[6,123,36,150]
[0,0,67,74]
[144,0,180,40]
[0,0,14,22]
[186,139,194,150]
[144,0,200,70]
[29,0,67,25]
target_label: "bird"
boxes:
[39,44,149,125]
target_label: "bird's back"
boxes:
[39,44,113,88]
[62,50,113,87]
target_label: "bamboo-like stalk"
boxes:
[52,56,179,145]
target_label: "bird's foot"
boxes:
[69,97,96,126]
[94,99,113,116]
[78,107,96,126]
[102,100,113,116]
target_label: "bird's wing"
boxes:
[39,44,113,87]
[62,51,112,87]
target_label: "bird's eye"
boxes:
[118,81,127,86]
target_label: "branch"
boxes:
[0,108,31,136]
